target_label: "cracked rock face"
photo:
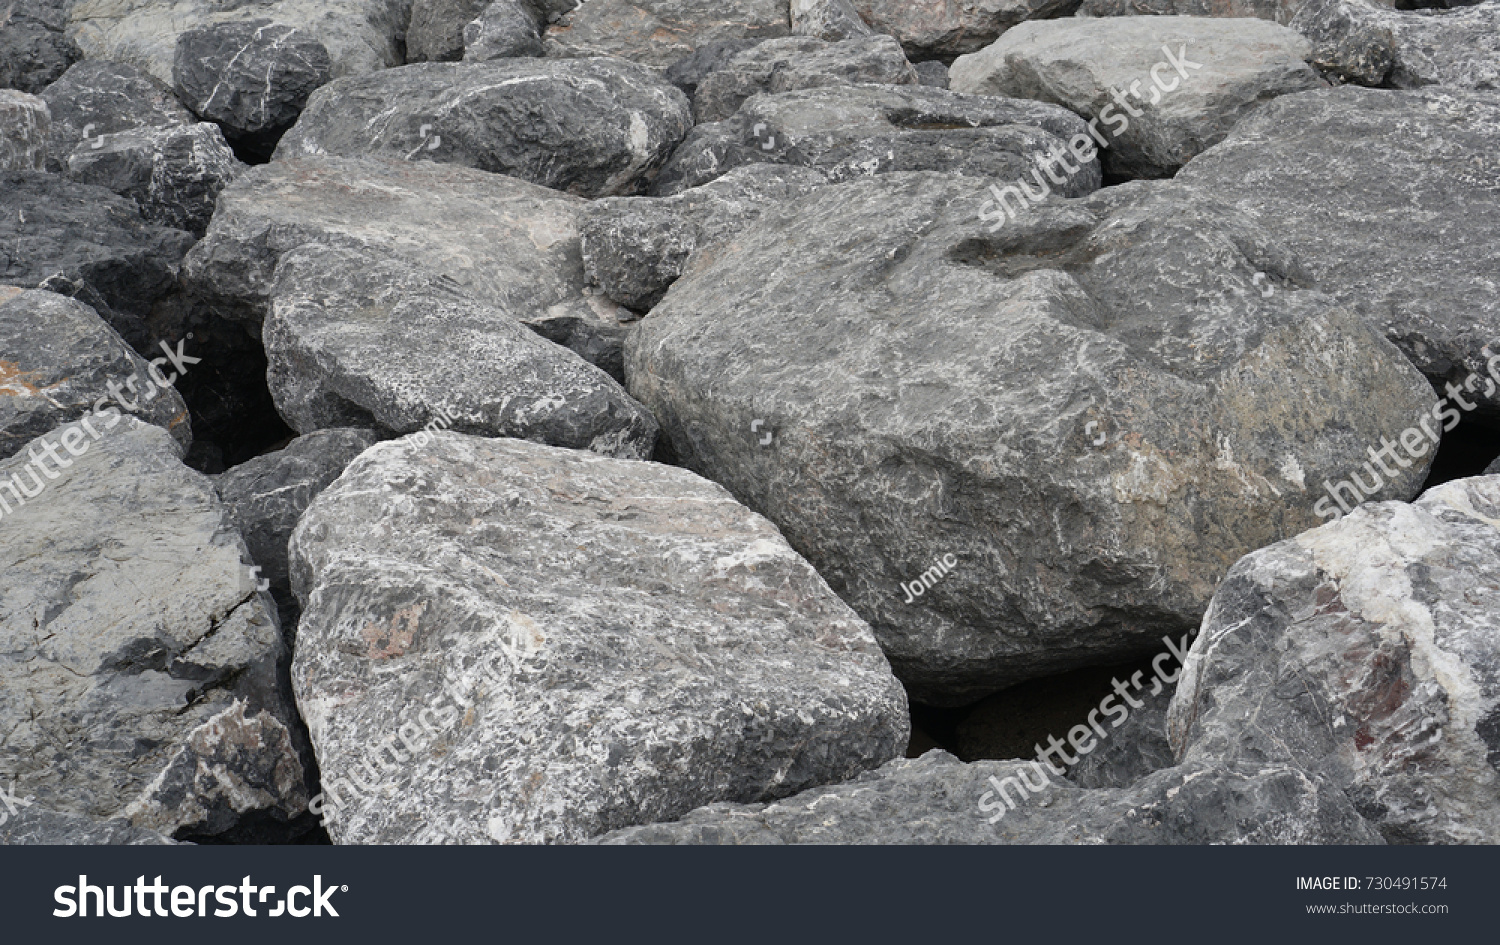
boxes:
[1291,0,1500,89]
[599,750,1382,843]
[1176,87,1500,410]
[542,0,791,70]
[693,34,917,123]
[0,0,80,93]
[652,83,1100,196]
[38,60,195,172]
[849,0,1082,60]
[182,156,635,378]
[274,57,693,198]
[266,243,659,458]
[1170,476,1500,844]
[290,432,909,843]
[0,288,191,460]
[0,419,308,840]
[408,0,495,61]
[949,16,1321,179]
[626,173,1435,704]
[462,0,546,59]
[0,90,50,172]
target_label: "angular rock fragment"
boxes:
[850,0,1081,60]
[0,288,191,459]
[408,0,496,61]
[662,39,760,96]
[274,58,692,198]
[173,20,333,161]
[626,174,1435,703]
[914,60,948,88]
[1176,87,1500,408]
[0,89,49,171]
[542,0,791,70]
[0,0,79,94]
[949,16,1321,179]
[693,34,918,123]
[653,84,1099,196]
[462,0,546,59]
[0,419,308,840]
[65,122,244,236]
[1170,475,1500,844]
[791,0,874,41]
[38,60,194,170]
[291,432,909,843]
[266,244,659,459]
[1291,0,1500,89]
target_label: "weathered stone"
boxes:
[290,432,909,843]
[274,58,692,198]
[850,0,1081,60]
[462,0,546,59]
[0,0,80,94]
[693,34,917,123]
[0,806,177,845]
[1081,0,1295,20]
[66,0,410,87]
[626,173,1435,704]
[38,60,195,171]
[0,418,308,840]
[266,243,659,458]
[653,83,1099,196]
[215,427,381,627]
[581,164,827,310]
[0,288,191,460]
[662,38,759,95]
[0,89,49,171]
[1177,87,1500,409]
[949,16,1321,179]
[1062,690,1174,790]
[542,0,791,70]
[182,156,637,378]
[65,122,244,236]
[791,0,872,40]
[1170,476,1500,844]
[0,171,195,351]
[173,20,333,161]
[914,59,948,88]
[408,0,494,61]
[1291,0,1500,89]
[599,750,1382,843]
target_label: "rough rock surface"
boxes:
[1064,691,1174,789]
[408,0,494,60]
[1081,0,1294,19]
[0,0,80,93]
[581,164,827,310]
[1176,87,1500,409]
[626,174,1435,703]
[1291,0,1500,89]
[0,419,307,840]
[38,60,194,171]
[266,244,659,458]
[462,0,546,59]
[274,58,693,198]
[600,750,1382,843]
[0,288,191,459]
[542,0,791,70]
[662,38,759,95]
[0,806,177,845]
[290,432,909,844]
[653,84,1100,196]
[949,16,1321,179]
[0,90,49,171]
[173,20,333,160]
[693,34,918,123]
[850,0,1081,60]
[914,60,949,88]
[0,171,196,351]
[65,0,410,87]
[1170,476,1500,844]
[182,156,637,377]
[215,426,380,626]
[65,122,244,236]
[791,0,873,40]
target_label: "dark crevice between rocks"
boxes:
[1419,407,1500,493]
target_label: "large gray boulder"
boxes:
[0,419,308,841]
[64,122,245,236]
[1170,476,1500,844]
[181,156,637,377]
[1176,87,1500,409]
[949,16,1321,179]
[38,60,195,171]
[625,173,1435,704]
[0,172,196,351]
[600,750,1382,843]
[849,0,1081,60]
[542,0,791,70]
[274,58,692,198]
[461,0,546,59]
[581,163,829,311]
[692,34,918,122]
[266,243,659,458]
[0,288,191,460]
[652,83,1100,196]
[1291,0,1500,89]
[0,0,80,93]
[0,90,49,171]
[65,0,410,87]
[290,432,909,843]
